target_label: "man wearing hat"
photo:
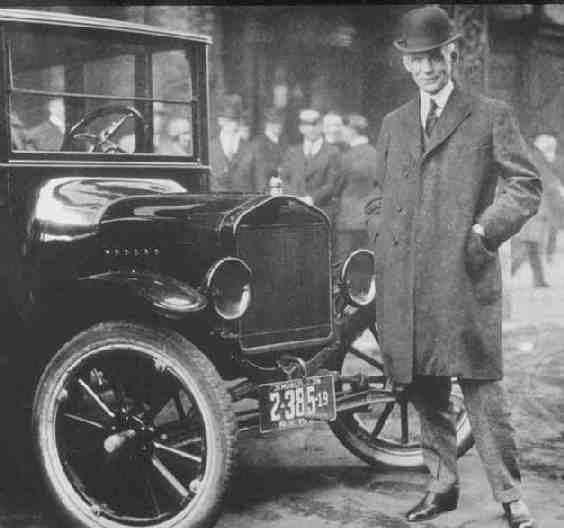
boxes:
[367,6,541,527]
[280,108,341,218]
[335,113,378,260]
[209,94,253,192]
[245,107,285,192]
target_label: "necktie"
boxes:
[425,99,439,137]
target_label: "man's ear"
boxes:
[402,55,412,73]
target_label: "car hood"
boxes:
[32,177,260,242]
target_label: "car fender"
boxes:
[80,270,208,319]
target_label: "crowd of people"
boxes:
[208,92,564,279]
[209,93,379,261]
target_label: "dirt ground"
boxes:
[0,246,563,527]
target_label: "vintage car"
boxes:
[0,8,472,528]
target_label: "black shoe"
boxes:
[503,500,535,528]
[405,486,459,522]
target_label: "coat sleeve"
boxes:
[477,103,542,249]
[311,149,342,206]
[364,115,390,222]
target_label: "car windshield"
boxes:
[7,23,199,158]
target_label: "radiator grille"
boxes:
[236,223,332,351]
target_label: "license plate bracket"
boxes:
[258,374,336,433]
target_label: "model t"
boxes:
[0,9,472,528]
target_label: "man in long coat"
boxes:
[368,7,541,527]
[245,107,285,193]
[280,108,341,222]
[209,94,253,192]
[335,113,378,261]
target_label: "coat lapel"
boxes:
[423,87,472,161]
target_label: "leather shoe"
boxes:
[503,500,535,528]
[405,486,459,522]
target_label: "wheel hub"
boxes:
[104,408,156,456]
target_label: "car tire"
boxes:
[32,321,236,528]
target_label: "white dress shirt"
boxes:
[265,128,279,144]
[303,137,323,158]
[420,80,454,129]
[219,129,240,160]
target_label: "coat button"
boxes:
[397,206,403,213]
[393,239,399,246]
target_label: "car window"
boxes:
[7,24,197,157]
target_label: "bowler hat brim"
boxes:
[393,32,462,54]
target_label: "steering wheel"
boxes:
[61,104,147,153]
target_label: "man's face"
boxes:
[299,122,322,142]
[403,46,453,95]
[323,115,343,144]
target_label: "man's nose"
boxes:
[420,57,433,72]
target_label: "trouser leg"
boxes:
[526,241,547,285]
[511,239,527,275]
[546,226,557,262]
[409,376,458,492]
[459,378,522,503]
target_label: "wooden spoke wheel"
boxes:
[32,322,236,528]
[330,327,473,468]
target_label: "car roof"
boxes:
[0,8,212,44]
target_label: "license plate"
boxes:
[258,374,336,433]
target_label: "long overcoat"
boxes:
[209,137,254,192]
[280,141,341,220]
[336,142,379,232]
[370,87,542,384]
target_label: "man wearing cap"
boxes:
[209,94,253,192]
[335,113,378,260]
[245,107,285,192]
[368,6,541,527]
[280,108,341,218]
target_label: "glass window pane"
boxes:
[8,25,198,157]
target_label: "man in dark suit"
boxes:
[335,113,378,261]
[368,7,541,527]
[246,108,285,193]
[209,94,253,192]
[280,108,341,222]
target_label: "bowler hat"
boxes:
[394,6,461,54]
[218,94,242,120]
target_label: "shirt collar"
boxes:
[265,129,279,144]
[304,137,323,157]
[420,80,454,124]
[219,129,240,156]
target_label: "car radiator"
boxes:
[236,222,332,352]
